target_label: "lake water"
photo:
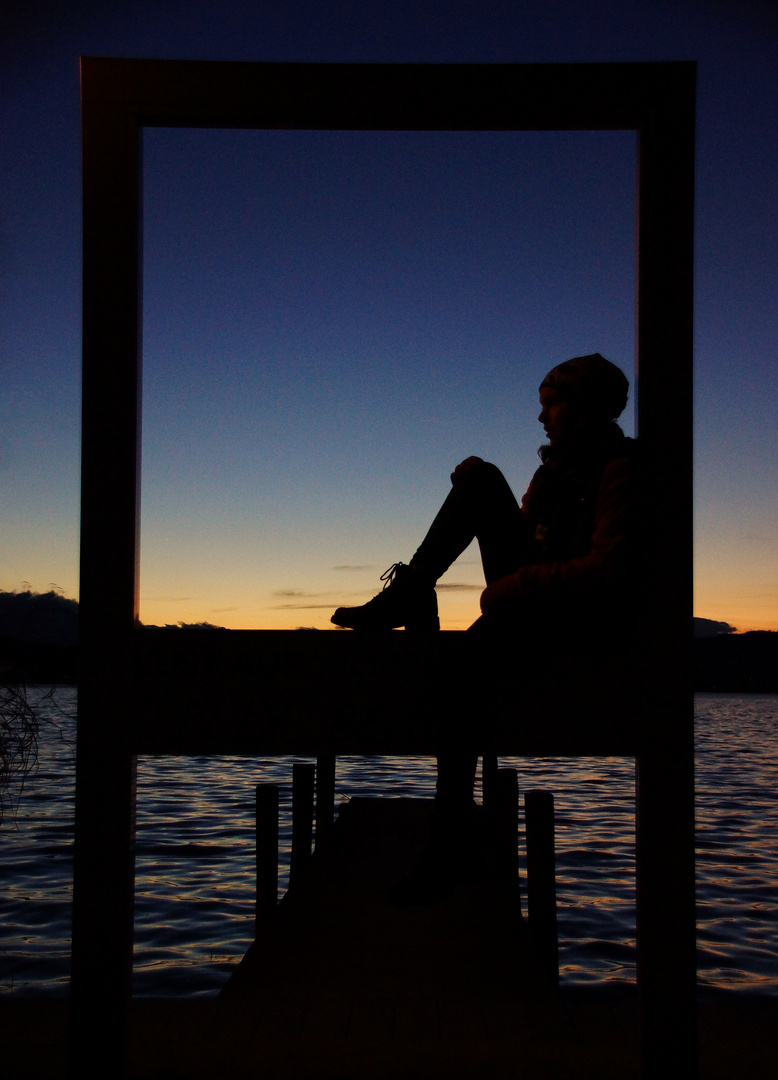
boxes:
[1,689,776,999]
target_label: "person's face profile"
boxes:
[538,386,580,446]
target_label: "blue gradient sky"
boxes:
[2,1,777,630]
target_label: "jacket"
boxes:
[480,427,638,618]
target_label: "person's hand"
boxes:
[480,580,498,614]
[480,573,519,614]
[450,456,484,486]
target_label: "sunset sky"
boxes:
[2,0,777,632]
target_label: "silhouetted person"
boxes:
[331,353,637,901]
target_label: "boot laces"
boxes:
[379,562,405,589]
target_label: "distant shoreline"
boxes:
[694,631,778,694]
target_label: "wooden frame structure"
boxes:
[73,59,696,1077]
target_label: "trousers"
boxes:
[409,460,533,814]
[411,459,532,586]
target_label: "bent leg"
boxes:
[416,463,529,809]
[411,460,531,585]
[332,460,527,632]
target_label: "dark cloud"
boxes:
[270,587,341,610]
[436,582,482,591]
[334,565,374,572]
[270,602,339,610]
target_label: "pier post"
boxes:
[525,789,559,990]
[290,762,316,886]
[315,753,336,853]
[494,767,520,895]
[482,752,498,811]
[255,783,279,937]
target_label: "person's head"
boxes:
[538,353,629,447]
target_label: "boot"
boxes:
[330,562,439,631]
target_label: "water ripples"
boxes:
[0,689,775,998]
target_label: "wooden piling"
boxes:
[482,752,498,811]
[315,753,336,853]
[524,789,559,989]
[290,762,315,886]
[255,783,279,936]
[494,767,520,893]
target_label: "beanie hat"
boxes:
[539,353,629,421]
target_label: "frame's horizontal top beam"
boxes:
[80,57,695,133]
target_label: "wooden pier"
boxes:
[6,791,778,1078]
[217,794,538,1076]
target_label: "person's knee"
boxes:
[451,457,505,490]
[477,461,507,484]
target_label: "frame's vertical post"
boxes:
[635,66,697,1078]
[69,61,143,1078]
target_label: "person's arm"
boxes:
[479,454,637,615]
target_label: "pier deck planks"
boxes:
[5,996,776,1079]
[213,795,540,1075]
